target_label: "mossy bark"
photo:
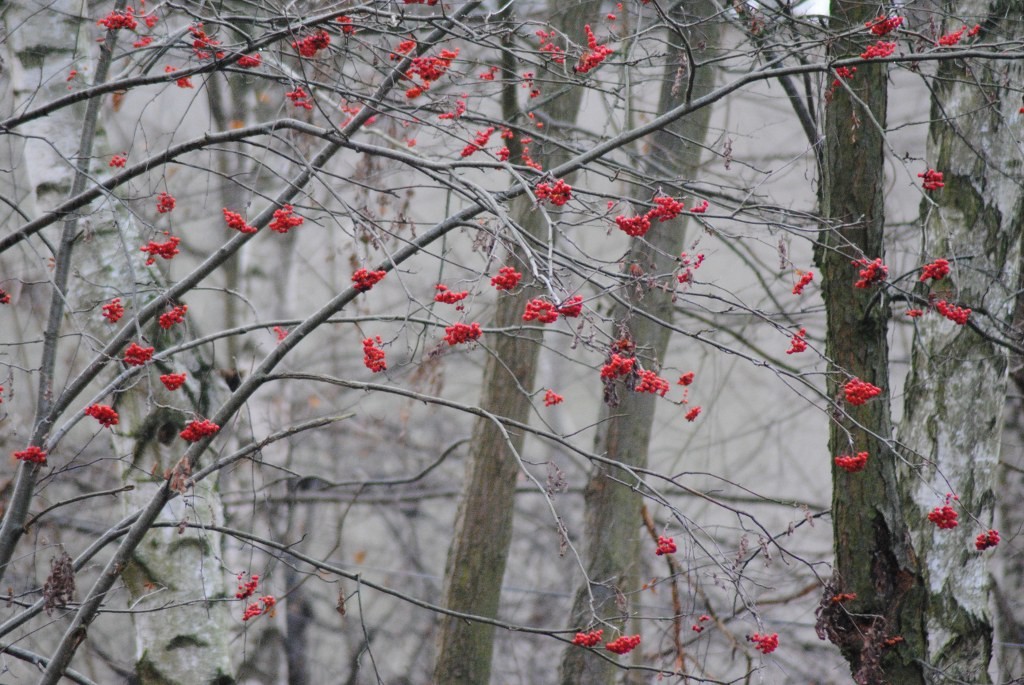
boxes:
[432,3,601,683]
[559,4,719,683]
[816,2,925,682]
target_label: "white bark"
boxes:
[2,2,236,680]
[897,9,1024,679]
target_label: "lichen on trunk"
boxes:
[897,5,1024,679]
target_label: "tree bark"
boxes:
[432,3,600,682]
[898,3,1023,680]
[0,0,116,587]
[559,5,719,684]
[816,2,925,682]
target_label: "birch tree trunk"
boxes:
[433,3,599,682]
[73,218,236,683]
[0,0,109,585]
[1,3,235,679]
[897,2,1024,680]
[559,5,719,683]
[816,1,926,681]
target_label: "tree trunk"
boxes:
[559,5,719,684]
[815,2,925,682]
[0,3,236,678]
[898,3,1023,680]
[75,105,237,685]
[0,0,110,586]
[432,3,600,682]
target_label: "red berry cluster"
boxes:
[844,377,881,406]
[292,30,331,58]
[352,268,386,292]
[156,192,176,214]
[242,595,276,622]
[236,573,259,600]
[434,284,469,306]
[786,328,808,355]
[829,66,857,91]
[272,326,289,341]
[919,169,945,191]
[615,195,690,238]
[362,337,387,373]
[604,634,640,655]
[544,389,564,406]
[690,200,710,214]
[164,65,193,89]
[928,505,958,529]
[571,629,603,647]
[102,298,125,323]
[460,127,495,158]
[0,289,9,305]
[534,179,573,206]
[536,30,565,64]
[180,418,220,442]
[651,196,685,221]
[439,99,467,121]
[139,234,180,265]
[748,632,779,654]
[834,451,868,473]
[635,370,669,396]
[523,299,559,324]
[97,8,137,30]
[223,209,256,234]
[678,372,695,386]
[685,406,701,422]
[269,205,304,233]
[557,295,583,317]
[936,300,970,325]
[975,529,1000,551]
[13,446,47,464]
[158,304,188,329]
[600,353,635,379]
[444,322,482,345]
[937,26,971,46]
[390,39,416,61]
[188,24,223,60]
[160,373,187,391]
[677,251,705,285]
[237,53,262,68]
[615,213,651,237]
[85,404,119,428]
[860,41,896,59]
[491,266,522,291]
[852,257,888,288]
[865,15,904,36]
[692,614,711,633]
[285,87,313,110]
[576,25,613,74]
[919,258,950,281]
[337,16,356,35]
[792,271,814,295]
[124,342,154,366]
[404,48,459,98]
[110,154,128,168]
[655,535,676,555]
